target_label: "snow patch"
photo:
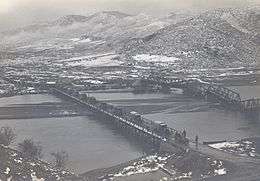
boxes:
[4,167,10,174]
[84,79,103,84]
[209,140,256,158]
[31,172,45,181]
[133,54,179,63]
[209,142,240,149]
[113,154,170,178]
[67,54,122,67]
[175,172,192,180]
[214,168,227,175]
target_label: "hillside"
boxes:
[0,145,82,181]
[1,8,259,71]
[0,11,190,48]
[119,8,260,70]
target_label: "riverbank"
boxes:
[0,80,259,178]
[0,93,144,174]
[0,144,82,180]
[81,149,232,181]
[0,102,92,119]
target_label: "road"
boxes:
[188,141,260,181]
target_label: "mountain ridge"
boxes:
[119,8,260,70]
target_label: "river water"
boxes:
[1,86,259,173]
[228,85,260,100]
[0,94,144,173]
[89,89,260,142]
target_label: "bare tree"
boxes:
[51,150,69,169]
[18,139,43,159]
[0,147,9,168]
[0,126,16,146]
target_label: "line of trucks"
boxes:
[57,85,189,146]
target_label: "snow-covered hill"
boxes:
[0,11,184,47]
[52,15,91,26]
[120,7,260,70]
[1,7,259,71]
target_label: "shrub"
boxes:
[0,146,9,169]
[18,139,43,159]
[51,150,69,169]
[0,126,16,146]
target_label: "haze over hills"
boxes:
[1,12,130,36]
[0,11,187,54]
[0,11,175,46]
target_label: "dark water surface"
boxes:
[90,89,260,142]
[228,85,260,100]
[0,94,144,173]
[1,87,260,173]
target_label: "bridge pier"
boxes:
[91,108,162,150]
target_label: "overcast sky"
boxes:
[0,0,259,30]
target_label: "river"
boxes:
[1,86,259,173]
[228,85,260,100]
[0,94,144,173]
[89,89,260,142]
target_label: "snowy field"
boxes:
[132,54,181,68]
[209,140,257,157]
[70,38,106,45]
[57,53,123,68]
[133,54,180,63]
[13,36,106,52]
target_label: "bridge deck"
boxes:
[53,88,166,142]
[143,76,259,112]
[52,87,260,169]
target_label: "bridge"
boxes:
[50,85,260,181]
[135,75,259,113]
[52,87,189,152]
[50,85,260,169]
